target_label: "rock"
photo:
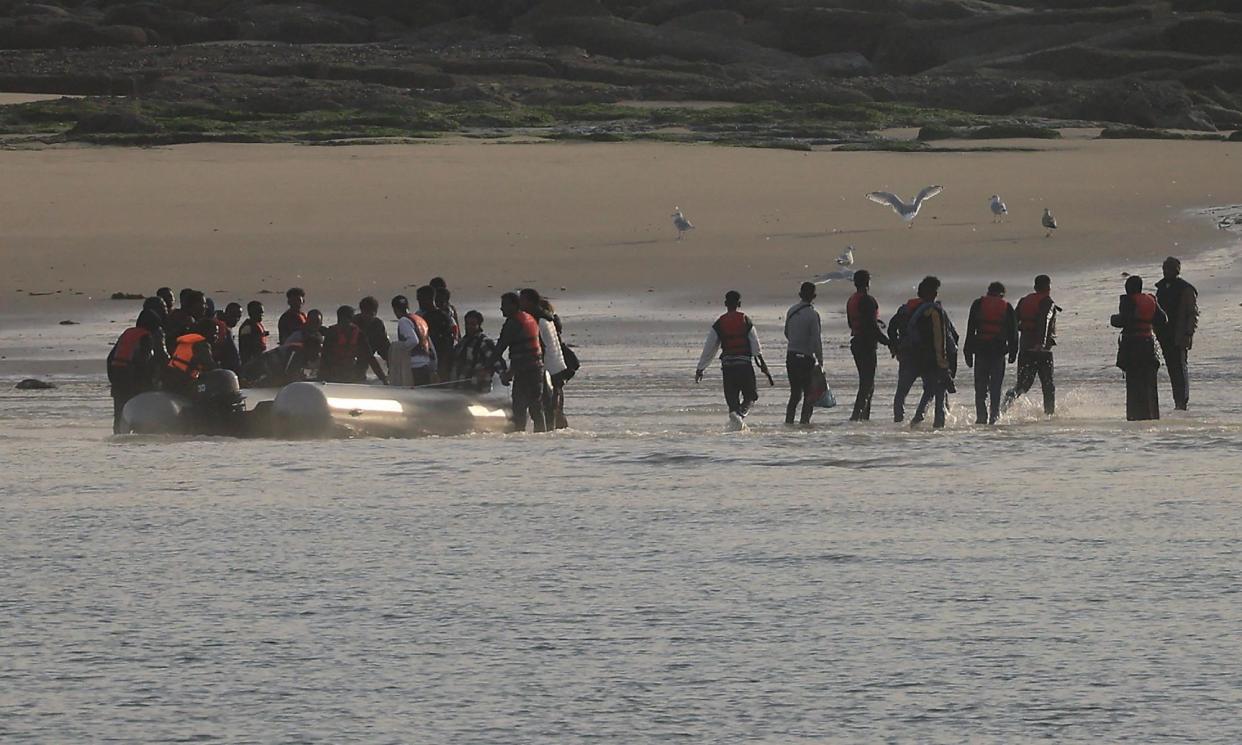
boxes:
[1230,130,1242,142]
[111,292,145,300]
[59,320,78,325]
[16,378,56,390]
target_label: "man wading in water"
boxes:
[696,290,772,427]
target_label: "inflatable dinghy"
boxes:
[120,370,512,438]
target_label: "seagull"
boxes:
[672,207,694,240]
[1042,207,1058,237]
[836,245,855,267]
[990,194,1008,223]
[866,185,942,227]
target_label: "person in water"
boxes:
[490,291,547,432]
[888,291,924,423]
[783,281,823,425]
[1112,275,1168,421]
[391,294,437,387]
[1154,256,1199,411]
[415,285,456,383]
[1004,275,1059,416]
[237,300,269,366]
[520,288,570,430]
[964,281,1018,425]
[696,290,770,425]
[452,310,504,391]
[107,300,168,433]
[908,276,959,429]
[240,334,322,388]
[320,305,373,384]
[354,296,390,384]
[845,270,890,422]
[164,319,219,397]
[429,276,461,339]
[277,287,306,345]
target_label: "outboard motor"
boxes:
[189,369,246,434]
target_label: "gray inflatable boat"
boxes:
[120,370,512,438]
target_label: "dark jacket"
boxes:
[1111,294,1168,371]
[1154,276,1198,349]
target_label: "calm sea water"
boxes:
[3,245,1242,743]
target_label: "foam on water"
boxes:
[3,228,1242,742]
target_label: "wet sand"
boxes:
[1,139,1237,317]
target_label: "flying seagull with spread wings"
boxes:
[866,185,942,227]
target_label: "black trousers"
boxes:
[972,351,1007,424]
[1158,337,1189,409]
[511,367,547,432]
[785,352,816,424]
[1006,350,1055,415]
[722,364,758,415]
[545,372,568,430]
[850,339,877,421]
[914,370,948,428]
[1126,365,1161,421]
[111,390,136,434]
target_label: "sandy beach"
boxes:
[2,138,1237,317]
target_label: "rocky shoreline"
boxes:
[2,1,1241,147]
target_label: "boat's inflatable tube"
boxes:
[120,370,278,436]
[271,381,512,438]
[122,390,192,434]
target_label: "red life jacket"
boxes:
[905,297,922,314]
[402,313,432,354]
[713,310,753,357]
[1017,292,1049,334]
[109,327,150,369]
[846,292,876,336]
[325,324,362,364]
[168,333,208,379]
[1129,293,1157,337]
[251,320,269,353]
[977,295,1008,341]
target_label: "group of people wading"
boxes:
[695,256,1199,427]
[106,278,579,434]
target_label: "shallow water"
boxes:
[4,246,1242,742]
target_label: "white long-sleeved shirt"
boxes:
[396,315,436,369]
[538,317,568,376]
[697,325,763,370]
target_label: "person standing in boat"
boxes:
[1112,275,1168,421]
[354,296,390,384]
[277,287,307,345]
[237,301,269,366]
[320,305,373,384]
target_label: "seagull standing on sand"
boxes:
[836,245,855,267]
[1042,207,1058,237]
[990,194,1008,223]
[866,186,943,228]
[672,207,694,240]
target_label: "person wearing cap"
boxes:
[696,290,770,425]
[1154,256,1198,410]
[783,281,823,425]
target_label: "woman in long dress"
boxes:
[1111,275,1168,421]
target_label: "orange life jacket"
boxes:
[167,333,208,379]
[1129,292,1157,337]
[109,327,150,369]
[977,295,1008,341]
[402,313,432,354]
[846,292,876,336]
[713,310,752,357]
